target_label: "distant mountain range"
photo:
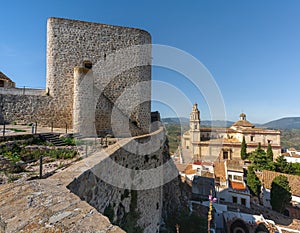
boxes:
[162,117,300,130]
[162,117,234,128]
[260,117,300,129]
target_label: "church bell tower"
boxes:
[190,103,201,161]
[190,103,201,142]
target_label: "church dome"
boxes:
[231,113,254,128]
[239,113,246,118]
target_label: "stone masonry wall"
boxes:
[0,18,151,136]
[0,127,187,232]
[0,94,70,127]
[67,128,168,233]
[47,17,152,134]
[0,87,45,96]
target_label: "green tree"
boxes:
[275,155,295,174]
[266,143,274,161]
[241,136,247,160]
[291,163,300,176]
[246,166,261,196]
[249,143,275,171]
[270,175,291,213]
[257,142,262,151]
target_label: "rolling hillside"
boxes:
[261,117,300,129]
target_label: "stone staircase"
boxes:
[40,133,68,146]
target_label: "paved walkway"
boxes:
[1,124,73,136]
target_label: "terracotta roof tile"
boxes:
[231,119,254,128]
[259,170,300,197]
[0,71,14,82]
[201,171,214,178]
[184,164,196,175]
[230,181,246,190]
[214,162,226,183]
[227,160,244,172]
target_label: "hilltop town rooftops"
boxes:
[183,164,196,175]
[283,152,300,158]
[0,71,13,82]
[258,170,300,197]
[214,161,227,183]
[0,71,15,88]
[227,160,244,172]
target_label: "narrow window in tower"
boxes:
[223,151,229,159]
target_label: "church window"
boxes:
[194,124,197,129]
[223,151,229,160]
[250,136,254,142]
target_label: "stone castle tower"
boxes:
[47,18,152,136]
[0,18,152,137]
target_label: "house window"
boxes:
[223,151,229,160]
[0,80,4,87]
[228,174,233,180]
[233,175,243,181]
[250,136,254,142]
[241,198,246,206]
[232,196,237,204]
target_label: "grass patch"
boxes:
[60,137,76,146]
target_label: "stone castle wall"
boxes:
[0,17,152,136]
[0,94,69,127]
[0,87,45,96]
[47,17,151,134]
[0,127,186,232]
[67,127,168,233]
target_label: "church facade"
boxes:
[182,104,281,162]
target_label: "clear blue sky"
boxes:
[1,0,300,123]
